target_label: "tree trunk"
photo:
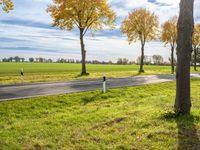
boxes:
[175,0,194,114]
[171,46,175,74]
[194,47,197,71]
[80,29,87,75]
[139,43,145,73]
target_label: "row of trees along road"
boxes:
[121,9,200,74]
[1,0,196,114]
[161,17,200,73]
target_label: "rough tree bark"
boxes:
[175,0,194,114]
[139,40,145,73]
[171,46,175,74]
[80,28,87,75]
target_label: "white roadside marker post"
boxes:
[103,74,106,93]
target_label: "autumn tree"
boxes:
[175,0,194,114]
[0,0,13,12]
[47,0,116,75]
[161,17,177,74]
[192,24,200,71]
[121,8,159,73]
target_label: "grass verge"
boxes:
[0,79,200,149]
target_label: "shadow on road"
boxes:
[163,112,200,150]
[155,74,175,80]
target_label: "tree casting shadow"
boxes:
[75,73,90,78]
[163,112,200,150]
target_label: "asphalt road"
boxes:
[0,74,200,101]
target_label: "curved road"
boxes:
[0,74,200,101]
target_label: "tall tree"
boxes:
[21,58,25,62]
[161,17,177,74]
[29,58,34,62]
[192,24,200,71]
[121,8,159,73]
[175,0,194,114]
[8,57,13,62]
[47,0,116,75]
[14,56,20,62]
[192,48,200,64]
[152,55,164,65]
[0,0,13,12]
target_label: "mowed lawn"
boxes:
[0,62,199,84]
[0,79,200,149]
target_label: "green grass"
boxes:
[0,62,172,74]
[0,79,200,149]
[0,62,199,85]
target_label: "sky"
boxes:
[0,0,200,62]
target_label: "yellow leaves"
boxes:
[47,0,116,34]
[160,16,177,47]
[0,0,13,13]
[121,8,159,44]
[192,24,200,48]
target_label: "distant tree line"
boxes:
[136,55,178,66]
[136,55,177,66]
[56,59,115,64]
[1,57,53,63]
[33,58,53,63]
[3,55,195,66]
[2,56,25,62]
[1,57,115,64]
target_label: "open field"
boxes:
[0,79,200,149]
[0,62,199,84]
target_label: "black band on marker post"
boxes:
[103,76,106,82]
